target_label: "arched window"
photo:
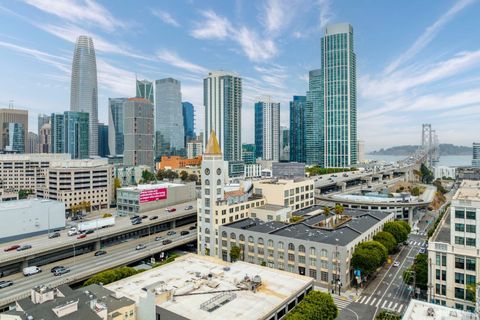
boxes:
[248,236,254,243]
[205,228,210,235]
[288,243,295,251]
[239,234,245,241]
[278,241,284,249]
[299,245,305,253]
[258,237,264,245]
[267,240,274,247]
[230,233,236,240]
[221,231,227,238]
[321,249,328,257]
[217,179,221,185]
[310,247,316,255]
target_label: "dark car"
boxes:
[53,267,70,276]
[180,231,189,236]
[4,245,20,252]
[0,281,13,289]
[184,205,194,211]
[130,215,140,220]
[149,215,158,220]
[167,231,176,236]
[162,239,172,245]
[141,215,148,219]
[83,230,94,235]
[403,241,409,246]
[189,225,196,230]
[132,219,142,225]
[17,245,32,251]
[94,250,107,256]
[48,232,61,239]
[51,266,65,273]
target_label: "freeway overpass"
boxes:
[0,224,196,309]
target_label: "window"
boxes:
[455,273,465,284]
[466,211,476,220]
[455,223,465,232]
[466,238,476,246]
[299,256,305,264]
[455,257,465,269]
[248,236,254,243]
[278,262,284,270]
[309,269,317,279]
[278,242,284,249]
[221,231,227,238]
[288,243,295,251]
[320,271,328,282]
[288,265,295,272]
[436,254,441,265]
[442,255,447,267]
[230,233,236,240]
[288,253,295,261]
[320,260,328,269]
[321,249,328,257]
[455,236,465,245]
[267,240,273,247]
[466,274,476,285]
[466,258,476,271]
[205,179,210,185]
[436,269,440,280]
[239,234,245,241]
[258,238,264,245]
[310,247,316,255]
[309,258,316,266]
[299,245,305,253]
[205,228,210,234]
[455,210,465,219]
[455,287,465,300]
[466,224,476,233]
[217,179,221,186]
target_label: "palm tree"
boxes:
[334,204,344,224]
[323,207,331,227]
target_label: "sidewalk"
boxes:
[314,283,364,302]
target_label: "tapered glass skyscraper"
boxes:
[290,96,306,163]
[306,69,323,166]
[321,23,357,167]
[70,35,98,156]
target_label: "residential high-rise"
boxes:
[108,98,127,157]
[182,102,196,144]
[242,144,256,164]
[155,78,184,156]
[280,126,290,161]
[204,71,243,176]
[70,35,98,157]
[357,140,365,163]
[136,79,154,104]
[39,123,51,153]
[321,23,357,167]
[27,132,38,153]
[472,143,480,167]
[305,68,323,166]
[254,96,280,161]
[123,98,154,168]
[289,96,306,163]
[98,123,109,157]
[0,108,28,153]
[51,111,89,159]
[37,114,50,135]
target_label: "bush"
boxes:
[376,310,401,320]
[383,222,408,243]
[290,216,303,223]
[410,186,420,196]
[102,213,113,218]
[285,291,338,320]
[373,231,398,254]
[84,266,140,286]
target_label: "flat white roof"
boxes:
[333,194,410,203]
[107,254,313,320]
[119,182,184,191]
[0,198,64,211]
[403,299,475,320]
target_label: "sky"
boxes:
[0,0,479,152]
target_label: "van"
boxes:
[23,266,41,276]
[68,228,78,236]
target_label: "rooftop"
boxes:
[106,254,313,320]
[50,158,109,168]
[119,182,184,191]
[331,193,412,203]
[0,198,63,211]
[431,211,451,244]
[454,180,480,201]
[402,299,475,320]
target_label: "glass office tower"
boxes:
[289,96,306,163]
[306,68,323,166]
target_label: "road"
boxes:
[0,222,197,307]
[0,200,197,263]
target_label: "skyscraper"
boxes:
[204,71,242,175]
[51,113,65,154]
[472,143,480,167]
[182,102,196,144]
[51,111,89,159]
[6,123,25,153]
[305,68,323,166]
[321,23,357,167]
[39,123,51,153]
[289,96,306,163]
[98,123,109,157]
[280,126,290,161]
[123,98,154,168]
[38,114,50,135]
[136,79,154,104]
[108,98,127,157]
[155,78,184,156]
[254,96,280,161]
[0,108,28,153]
[27,132,38,153]
[70,35,98,157]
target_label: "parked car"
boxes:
[130,215,140,220]
[50,266,65,273]
[184,205,194,210]
[4,245,20,252]
[53,267,70,276]
[165,207,176,213]
[419,248,426,254]
[48,232,61,239]
[135,244,146,250]
[17,245,32,251]
[180,230,189,236]
[189,225,196,230]
[94,250,107,256]
[149,215,158,220]
[162,239,172,245]
[0,281,13,289]
[155,236,163,241]
[141,215,148,219]
[77,234,86,239]
[167,231,176,236]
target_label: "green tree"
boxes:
[373,231,398,254]
[323,207,331,217]
[179,170,189,181]
[383,222,408,243]
[358,241,388,264]
[164,170,179,180]
[141,170,156,182]
[229,245,241,262]
[375,310,401,320]
[18,189,33,199]
[410,186,420,196]
[290,216,303,223]
[285,291,338,320]
[188,173,198,183]
[156,169,165,180]
[84,266,140,286]
[352,248,381,277]
[420,163,434,184]
[395,220,411,234]
[433,179,447,194]
[403,253,428,290]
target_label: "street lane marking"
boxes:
[359,296,366,303]
[375,299,381,307]
[398,304,404,312]
[365,296,372,305]
[388,301,393,308]
[381,300,387,308]
[370,298,377,306]
[393,302,398,310]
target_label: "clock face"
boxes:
[217,168,222,175]
[204,168,210,175]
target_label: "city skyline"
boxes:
[0,1,479,150]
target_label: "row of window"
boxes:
[454,223,476,233]
[454,210,476,220]
[454,236,476,247]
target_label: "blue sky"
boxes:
[0,0,479,151]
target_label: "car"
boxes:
[131,219,142,225]
[0,281,13,289]
[167,231,176,236]
[165,207,176,213]
[4,245,20,252]
[180,230,189,236]
[189,225,196,230]
[17,245,32,251]
[83,230,94,235]
[77,234,86,239]
[393,261,400,267]
[23,266,41,276]
[94,250,107,256]
[130,215,140,220]
[149,215,158,220]
[141,215,148,219]
[184,205,194,210]
[53,267,70,276]
[403,241,409,246]
[162,239,172,245]
[48,232,61,239]
[135,244,146,250]
[419,248,426,254]
[50,266,65,273]
[155,236,163,241]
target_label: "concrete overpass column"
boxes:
[94,240,101,251]
[341,182,346,192]
[21,259,28,270]
[408,207,414,226]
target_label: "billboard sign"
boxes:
[139,188,167,203]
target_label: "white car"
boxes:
[393,261,400,267]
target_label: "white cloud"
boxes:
[156,50,208,75]
[235,27,278,62]
[385,0,474,74]
[190,10,231,40]
[316,0,333,29]
[254,64,287,89]
[24,0,123,32]
[96,59,135,96]
[262,0,293,34]
[151,9,180,27]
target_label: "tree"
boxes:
[229,245,241,262]
[285,291,338,320]
[188,174,198,183]
[403,253,428,291]
[156,169,165,180]
[84,266,140,286]
[373,231,398,254]
[290,216,303,223]
[351,241,388,277]
[113,177,122,201]
[19,189,33,199]
[433,179,447,194]
[141,170,156,182]
[323,207,331,217]
[420,163,434,184]
[375,310,401,320]
[358,241,388,264]
[164,170,179,180]
[334,204,344,215]
[395,220,411,234]
[383,222,408,243]
[410,186,420,196]
[179,170,188,181]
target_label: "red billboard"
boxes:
[139,188,167,203]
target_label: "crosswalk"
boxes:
[409,240,426,246]
[332,296,352,310]
[355,295,406,313]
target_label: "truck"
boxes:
[23,266,41,276]
[77,217,115,233]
